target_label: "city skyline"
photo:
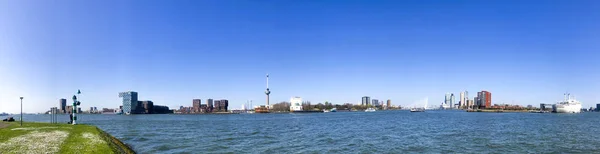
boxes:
[1,0,600,113]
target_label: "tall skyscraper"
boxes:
[362,96,371,106]
[59,98,67,113]
[445,93,455,107]
[119,91,139,114]
[387,99,391,107]
[459,92,464,108]
[451,94,455,108]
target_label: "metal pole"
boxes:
[20,97,23,126]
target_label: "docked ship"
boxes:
[255,105,270,113]
[553,93,582,113]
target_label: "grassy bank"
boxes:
[0,122,134,154]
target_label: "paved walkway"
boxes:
[0,122,10,129]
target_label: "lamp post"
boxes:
[20,97,23,126]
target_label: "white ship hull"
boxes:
[554,104,582,113]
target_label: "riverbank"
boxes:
[0,122,134,154]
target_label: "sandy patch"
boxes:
[0,130,69,153]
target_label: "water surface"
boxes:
[5,111,600,153]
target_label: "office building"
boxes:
[362,96,371,106]
[477,91,492,109]
[467,99,474,108]
[451,94,455,108]
[59,99,67,114]
[217,99,229,112]
[140,101,154,114]
[596,104,600,112]
[153,105,172,114]
[118,91,170,114]
[207,99,214,111]
[372,99,379,106]
[445,93,455,108]
[193,99,201,113]
[459,91,468,108]
[387,99,391,107]
[119,91,140,114]
[211,99,229,112]
[214,100,221,111]
[77,108,82,114]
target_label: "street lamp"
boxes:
[20,97,23,126]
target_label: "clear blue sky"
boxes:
[1,0,599,113]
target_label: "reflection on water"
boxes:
[6,111,600,153]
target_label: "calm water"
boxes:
[4,111,600,153]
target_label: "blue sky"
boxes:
[1,0,599,113]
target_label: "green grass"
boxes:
[0,122,133,154]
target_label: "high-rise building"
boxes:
[476,91,482,108]
[372,99,379,106]
[476,91,492,109]
[445,93,454,107]
[193,99,201,113]
[362,96,371,106]
[207,99,214,112]
[482,91,492,108]
[219,99,229,112]
[451,94,455,108]
[387,99,391,107]
[207,99,213,107]
[119,91,139,114]
[459,91,468,108]
[459,92,465,108]
[59,98,67,113]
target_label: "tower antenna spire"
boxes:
[265,74,271,108]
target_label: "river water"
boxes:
[3,110,600,153]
